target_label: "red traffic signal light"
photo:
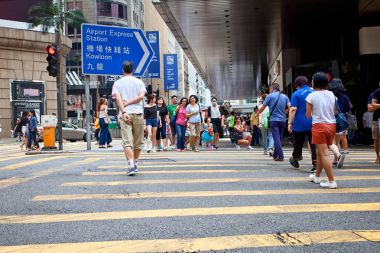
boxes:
[46,45,57,55]
[45,44,58,77]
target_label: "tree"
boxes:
[28,0,87,150]
[28,0,86,35]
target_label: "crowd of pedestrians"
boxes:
[14,110,40,151]
[41,60,375,185]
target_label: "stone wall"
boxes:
[0,27,71,138]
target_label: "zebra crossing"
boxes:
[0,144,379,252]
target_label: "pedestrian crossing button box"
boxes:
[41,115,57,148]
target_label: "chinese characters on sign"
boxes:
[82,24,154,76]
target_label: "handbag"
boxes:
[268,92,281,128]
[335,99,348,133]
[263,111,270,129]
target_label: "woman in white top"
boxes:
[97,98,112,149]
[306,72,339,189]
[186,95,202,152]
[258,94,274,155]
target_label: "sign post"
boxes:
[82,24,154,76]
[163,54,178,91]
[85,76,91,150]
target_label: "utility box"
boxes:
[41,115,57,148]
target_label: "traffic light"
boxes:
[45,44,58,77]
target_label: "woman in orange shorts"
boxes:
[305,72,340,189]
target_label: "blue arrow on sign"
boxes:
[81,24,154,76]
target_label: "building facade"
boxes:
[0,21,71,138]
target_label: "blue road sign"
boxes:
[81,24,154,76]
[164,54,178,91]
[146,31,160,78]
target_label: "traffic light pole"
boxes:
[55,29,63,150]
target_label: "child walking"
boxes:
[202,117,214,150]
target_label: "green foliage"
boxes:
[28,0,86,34]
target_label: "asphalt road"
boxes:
[0,139,379,252]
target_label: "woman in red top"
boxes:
[175,97,188,151]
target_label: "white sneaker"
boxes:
[236,145,241,150]
[268,149,273,156]
[248,146,254,150]
[337,154,345,168]
[320,181,337,189]
[152,148,157,153]
[309,174,321,184]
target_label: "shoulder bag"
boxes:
[335,99,348,133]
[268,92,281,128]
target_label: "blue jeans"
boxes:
[27,130,39,149]
[146,118,158,127]
[261,127,274,151]
[270,121,286,160]
[175,124,186,150]
[250,125,260,146]
[99,118,112,145]
[156,122,167,140]
[170,117,176,136]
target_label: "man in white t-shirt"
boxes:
[113,61,147,176]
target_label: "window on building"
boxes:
[72,42,81,50]
[97,1,112,17]
[75,1,82,10]
[118,4,123,19]
[67,25,75,35]
[67,2,74,10]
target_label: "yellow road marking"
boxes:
[98,164,268,169]
[89,168,380,174]
[0,155,28,163]
[0,156,67,171]
[62,175,380,187]
[0,177,32,190]
[0,158,94,190]
[0,230,378,252]
[33,187,380,201]
[106,161,269,164]
[0,203,379,224]
[77,158,101,164]
[83,170,242,175]
[342,169,380,172]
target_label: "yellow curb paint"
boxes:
[0,203,379,224]
[33,187,380,201]
[62,175,380,187]
[0,156,67,171]
[0,230,378,252]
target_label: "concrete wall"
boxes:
[0,27,71,138]
[359,26,380,55]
